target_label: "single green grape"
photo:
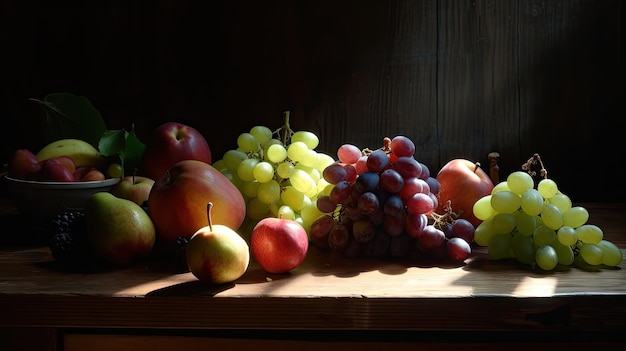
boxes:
[507,171,534,195]
[237,132,261,153]
[287,141,309,162]
[222,149,248,172]
[511,233,536,265]
[277,205,297,220]
[276,161,294,179]
[549,193,572,213]
[241,180,261,198]
[107,163,123,178]
[562,206,589,228]
[290,169,316,194]
[291,130,319,149]
[487,233,513,260]
[597,240,623,266]
[533,225,556,247]
[520,188,544,216]
[246,197,271,221]
[473,195,496,220]
[556,226,578,246]
[579,243,604,266]
[253,161,275,183]
[575,224,603,244]
[551,240,575,265]
[537,178,558,199]
[535,245,558,270]
[540,203,563,230]
[249,125,273,145]
[491,213,516,234]
[267,144,287,163]
[281,186,305,211]
[257,180,280,204]
[237,158,260,182]
[515,210,537,236]
[474,217,496,247]
[491,181,510,194]
[490,190,521,214]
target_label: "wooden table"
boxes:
[1,203,625,350]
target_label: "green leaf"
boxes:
[31,92,107,147]
[98,125,145,177]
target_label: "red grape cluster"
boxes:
[310,136,475,262]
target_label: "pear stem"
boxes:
[207,202,214,231]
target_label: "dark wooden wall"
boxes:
[1,0,624,202]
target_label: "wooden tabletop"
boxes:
[1,203,625,333]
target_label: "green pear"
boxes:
[84,192,156,266]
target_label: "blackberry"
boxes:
[48,211,91,264]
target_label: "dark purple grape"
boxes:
[342,163,357,182]
[451,218,475,243]
[368,207,385,226]
[354,171,379,193]
[380,168,404,193]
[383,213,405,237]
[426,176,440,195]
[366,149,390,173]
[418,162,430,180]
[323,163,348,184]
[316,195,337,213]
[355,155,369,174]
[330,180,352,204]
[309,215,335,251]
[393,156,422,179]
[383,194,404,217]
[343,204,365,221]
[447,237,472,262]
[405,213,428,239]
[357,191,380,215]
[352,219,376,243]
[418,225,446,250]
[329,223,351,250]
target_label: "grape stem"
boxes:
[522,153,548,179]
[274,111,295,147]
[430,200,460,231]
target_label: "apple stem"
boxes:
[473,162,481,173]
[207,202,214,231]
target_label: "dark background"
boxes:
[1,0,624,202]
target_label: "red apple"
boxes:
[186,203,250,284]
[251,216,309,274]
[7,149,41,180]
[141,122,212,180]
[111,175,155,206]
[435,159,494,228]
[38,158,75,182]
[148,160,246,243]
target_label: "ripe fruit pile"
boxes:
[7,138,118,182]
[309,135,475,262]
[472,154,623,270]
[213,112,333,234]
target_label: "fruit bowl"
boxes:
[3,175,120,222]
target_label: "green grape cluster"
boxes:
[212,113,334,235]
[472,170,623,270]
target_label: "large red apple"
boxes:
[141,122,212,180]
[251,216,309,274]
[111,175,155,206]
[148,160,245,243]
[435,159,494,228]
